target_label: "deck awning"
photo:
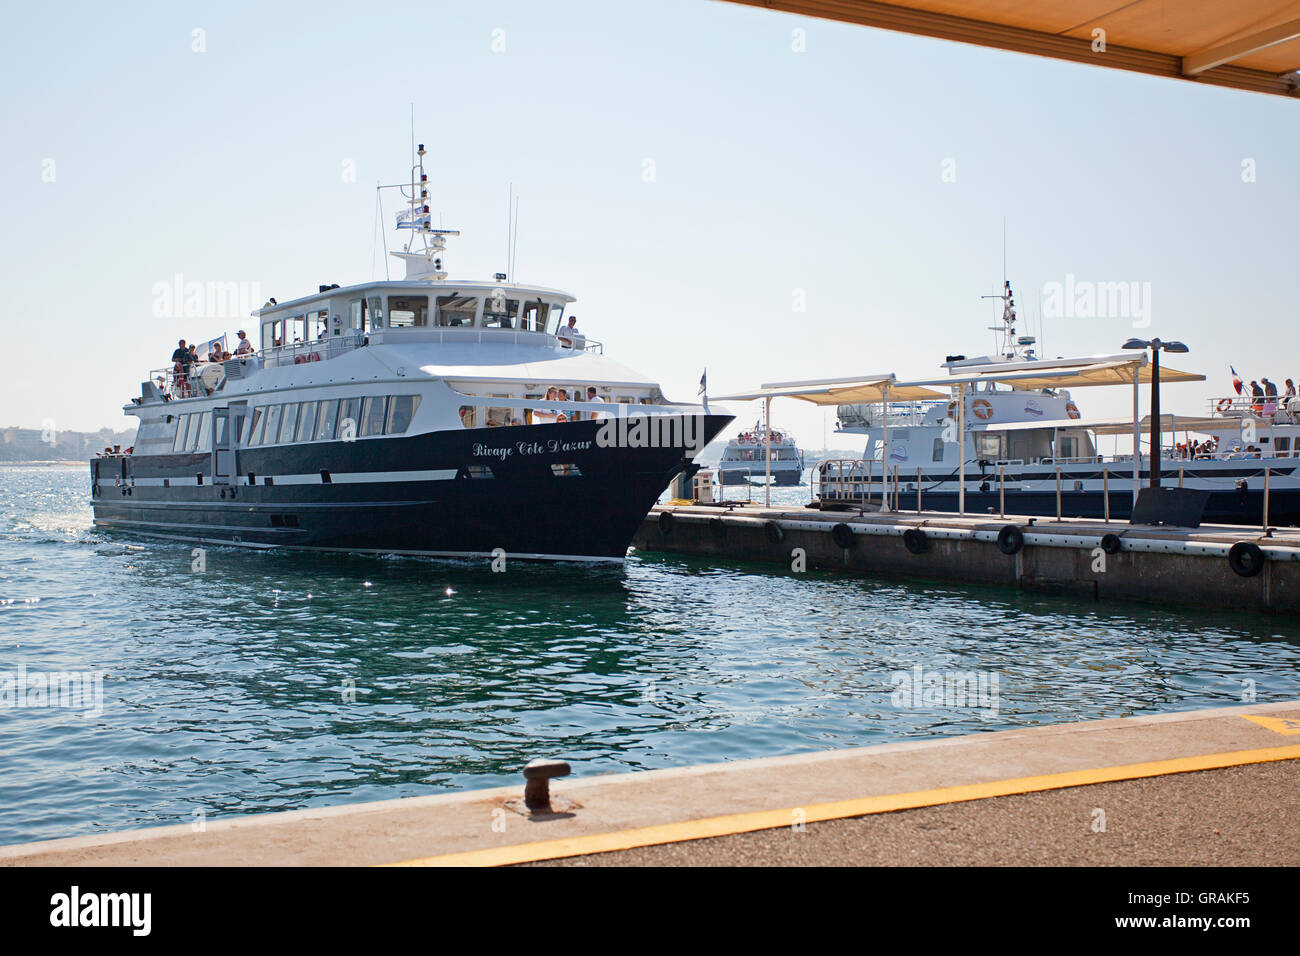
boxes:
[971,414,1226,435]
[718,0,1300,98]
[914,358,1205,390]
[717,375,947,404]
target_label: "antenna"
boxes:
[506,183,513,279]
[511,195,520,281]
[1001,217,1007,288]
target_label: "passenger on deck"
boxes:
[533,388,559,425]
[557,316,581,348]
[1250,380,1264,414]
[171,340,191,369]
[557,388,571,419]
[235,330,253,355]
[208,343,223,363]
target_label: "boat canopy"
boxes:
[717,375,946,404]
[922,357,1205,390]
[970,414,1225,435]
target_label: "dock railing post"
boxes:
[893,466,899,512]
[1055,467,1062,521]
[999,465,1005,518]
[1103,468,1109,522]
[1179,467,1184,489]
[1264,467,1271,530]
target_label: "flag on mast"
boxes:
[698,369,707,396]
[1231,366,1243,395]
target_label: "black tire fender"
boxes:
[1100,533,1123,555]
[1228,541,1264,578]
[764,521,784,544]
[996,524,1024,555]
[902,527,929,554]
[831,522,855,550]
[657,511,675,535]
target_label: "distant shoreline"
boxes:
[0,461,86,467]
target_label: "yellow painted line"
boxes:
[386,743,1300,867]
[1243,714,1300,735]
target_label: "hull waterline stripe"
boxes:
[384,743,1300,867]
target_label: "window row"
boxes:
[260,294,567,345]
[169,396,421,452]
[244,395,421,447]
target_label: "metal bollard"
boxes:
[523,758,571,812]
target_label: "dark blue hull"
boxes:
[91,415,732,560]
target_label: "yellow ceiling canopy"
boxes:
[721,0,1300,98]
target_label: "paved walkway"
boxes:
[523,761,1300,866]
[3,701,1298,866]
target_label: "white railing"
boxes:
[1209,394,1298,423]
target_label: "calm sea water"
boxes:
[2,464,1299,846]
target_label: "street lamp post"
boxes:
[1123,337,1189,490]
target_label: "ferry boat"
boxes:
[820,282,1300,526]
[90,144,732,561]
[717,423,805,485]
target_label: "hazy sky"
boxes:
[3,1,1297,448]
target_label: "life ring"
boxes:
[1065,401,1081,420]
[972,399,994,421]
[1216,398,1233,413]
[294,354,307,364]
[996,524,1024,555]
[310,352,321,362]
[1227,542,1264,578]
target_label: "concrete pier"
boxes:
[2,701,1297,867]
[633,503,1300,614]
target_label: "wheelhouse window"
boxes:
[367,295,385,329]
[458,406,477,428]
[172,414,191,452]
[435,294,477,327]
[388,295,428,328]
[481,293,520,329]
[262,318,286,348]
[547,303,566,335]
[386,395,421,434]
[520,300,549,332]
[310,310,329,341]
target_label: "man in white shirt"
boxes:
[586,386,606,419]
[234,330,254,355]
[557,316,581,348]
